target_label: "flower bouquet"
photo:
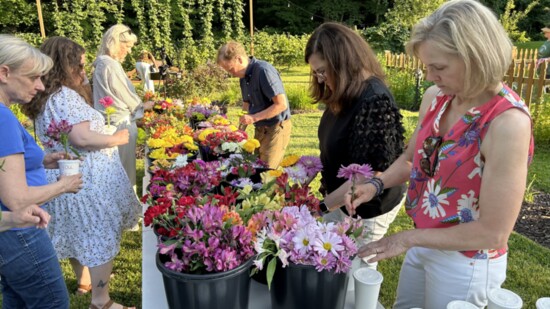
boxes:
[156,198,255,274]
[44,119,81,175]
[153,197,256,309]
[251,205,364,289]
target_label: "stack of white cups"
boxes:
[487,288,523,309]
[353,267,383,309]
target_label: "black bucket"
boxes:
[156,252,252,309]
[270,262,349,309]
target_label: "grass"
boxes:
[515,41,544,50]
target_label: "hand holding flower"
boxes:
[337,163,373,216]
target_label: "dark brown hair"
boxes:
[305,22,385,114]
[22,36,92,120]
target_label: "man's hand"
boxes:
[239,114,256,125]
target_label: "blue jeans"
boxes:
[0,228,69,309]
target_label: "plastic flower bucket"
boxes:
[156,251,253,309]
[270,262,349,309]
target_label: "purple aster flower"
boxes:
[337,163,374,181]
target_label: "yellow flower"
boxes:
[242,139,260,153]
[198,128,219,141]
[149,148,168,159]
[280,155,300,167]
[165,98,173,103]
[166,183,174,191]
[228,125,238,132]
[147,138,172,148]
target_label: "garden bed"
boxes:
[515,193,550,249]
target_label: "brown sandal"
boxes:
[76,284,92,295]
[89,299,135,309]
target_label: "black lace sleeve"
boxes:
[349,93,405,171]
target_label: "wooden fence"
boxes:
[384,50,549,107]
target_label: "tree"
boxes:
[499,0,539,42]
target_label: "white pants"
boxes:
[393,247,507,309]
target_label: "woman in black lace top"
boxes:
[305,22,406,268]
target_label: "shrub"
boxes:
[285,84,317,112]
[164,62,229,100]
[531,93,550,146]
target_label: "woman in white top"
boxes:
[93,24,154,190]
[135,50,157,93]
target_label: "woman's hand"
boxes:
[344,182,377,215]
[112,129,130,146]
[43,152,66,169]
[1,205,51,230]
[357,230,412,263]
[58,174,83,194]
[143,101,155,110]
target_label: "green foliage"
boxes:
[384,0,444,31]
[530,93,550,146]
[248,31,309,70]
[384,68,431,111]
[211,82,242,106]
[499,0,539,42]
[360,22,410,53]
[164,62,229,100]
[285,84,317,111]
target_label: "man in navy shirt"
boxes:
[217,41,292,168]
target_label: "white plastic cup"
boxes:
[353,267,383,309]
[537,297,550,309]
[446,300,479,308]
[103,125,117,135]
[487,288,523,309]
[58,159,80,176]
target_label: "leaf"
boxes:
[69,146,81,159]
[266,257,277,290]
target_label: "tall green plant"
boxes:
[499,0,539,43]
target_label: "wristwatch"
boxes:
[319,200,330,214]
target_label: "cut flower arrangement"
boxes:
[252,205,364,288]
[156,198,255,274]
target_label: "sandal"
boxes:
[76,284,92,295]
[89,299,135,309]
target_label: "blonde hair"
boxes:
[406,0,512,98]
[216,41,248,64]
[0,34,52,76]
[97,24,138,60]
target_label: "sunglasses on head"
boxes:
[119,29,133,39]
[419,136,442,177]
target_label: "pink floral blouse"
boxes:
[405,85,534,259]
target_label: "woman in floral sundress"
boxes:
[345,0,534,308]
[22,37,139,309]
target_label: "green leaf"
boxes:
[266,257,277,290]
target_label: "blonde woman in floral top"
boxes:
[346,1,534,308]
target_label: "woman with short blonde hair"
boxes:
[347,1,534,307]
